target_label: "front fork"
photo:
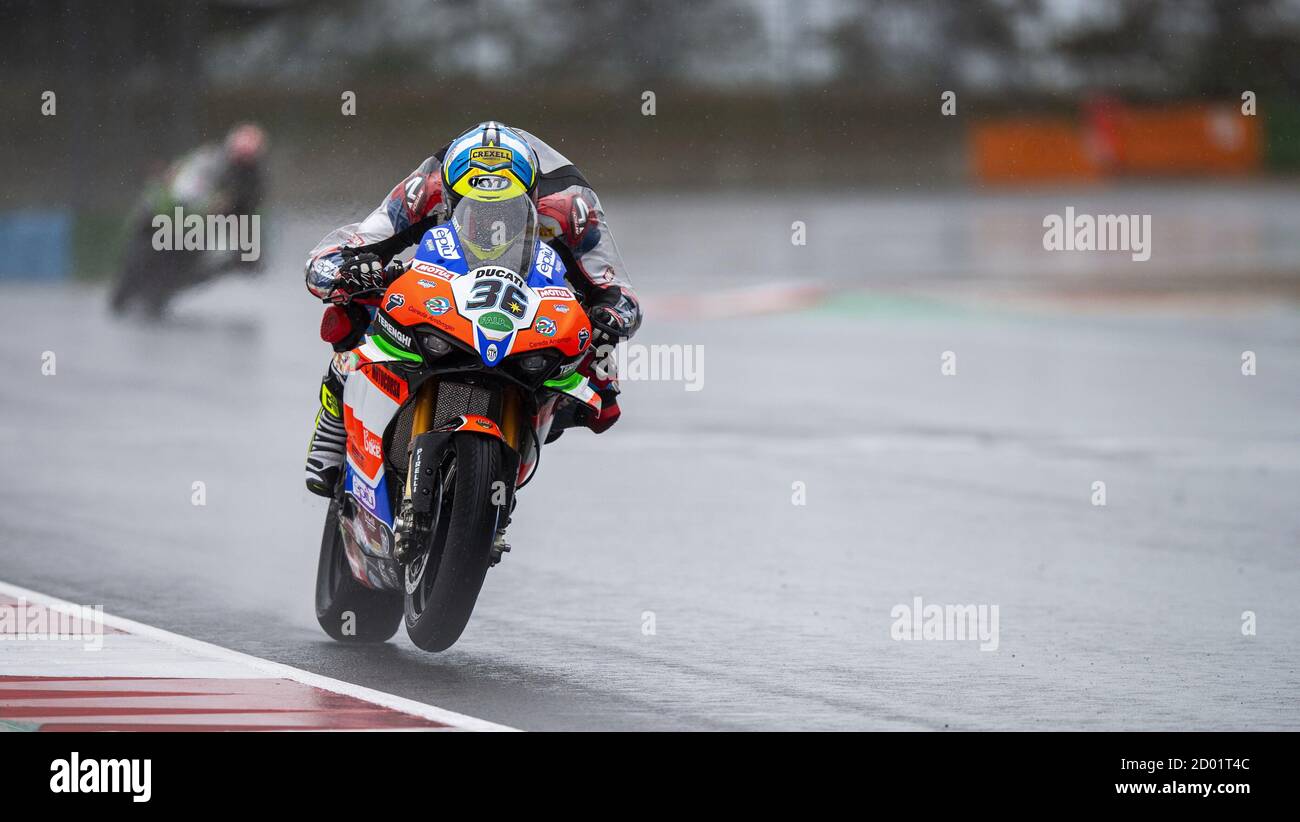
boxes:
[392,380,525,564]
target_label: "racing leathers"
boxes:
[303,131,641,497]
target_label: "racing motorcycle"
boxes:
[315,194,599,652]
[110,151,263,316]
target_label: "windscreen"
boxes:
[451,195,539,275]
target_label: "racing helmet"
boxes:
[440,121,539,209]
[225,123,268,165]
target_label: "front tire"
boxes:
[315,500,404,642]
[404,434,502,652]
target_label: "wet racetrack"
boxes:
[2,186,1299,730]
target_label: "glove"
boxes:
[325,250,399,305]
[588,304,629,346]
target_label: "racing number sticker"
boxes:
[466,279,529,319]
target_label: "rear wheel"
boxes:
[315,500,404,642]
[404,434,501,652]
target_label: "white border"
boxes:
[0,580,517,732]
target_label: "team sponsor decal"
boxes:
[312,256,339,279]
[384,293,405,312]
[485,343,499,360]
[428,316,457,334]
[534,316,557,337]
[368,364,407,403]
[412,260,455,280]
[537,286,574,299]
[478,311,513,332]
[426,226,460,260]
[376,314,412,348]
[425,297,451,315]
[362,430,383,459]
[473,266,526,287]
[577,328,590,350]
[534,244,560,279]
[469,146,514,168]
[468,174,510,191]
[553,304,569,314]
[320,383,341,417]
[352,478,377,512]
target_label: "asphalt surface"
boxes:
[2,186,1299,730]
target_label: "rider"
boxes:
[162,123,268,219]
[302,121,642,497]
[111,123,269,313]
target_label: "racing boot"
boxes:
[305,367,347,497]
[545,343,622,443]
[545,388,621,443]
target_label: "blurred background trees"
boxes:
[3,0,1299,209]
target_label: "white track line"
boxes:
[0,580,517,732]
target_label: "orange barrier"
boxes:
[971,119,1100,183]
[970,102,1261,182]
[1114,104,1260,175]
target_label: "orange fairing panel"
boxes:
[513,288,592,359]
[385,265,474,342]
[384,268,592,360]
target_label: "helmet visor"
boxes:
[451,194,538,273]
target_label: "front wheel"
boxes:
[315,500,404,642]
[404,434,502,652]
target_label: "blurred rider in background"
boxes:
[110,123,269,315]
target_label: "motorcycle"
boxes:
[110,153,263,316]
[315,194,599,652]
[109,219,208,317]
